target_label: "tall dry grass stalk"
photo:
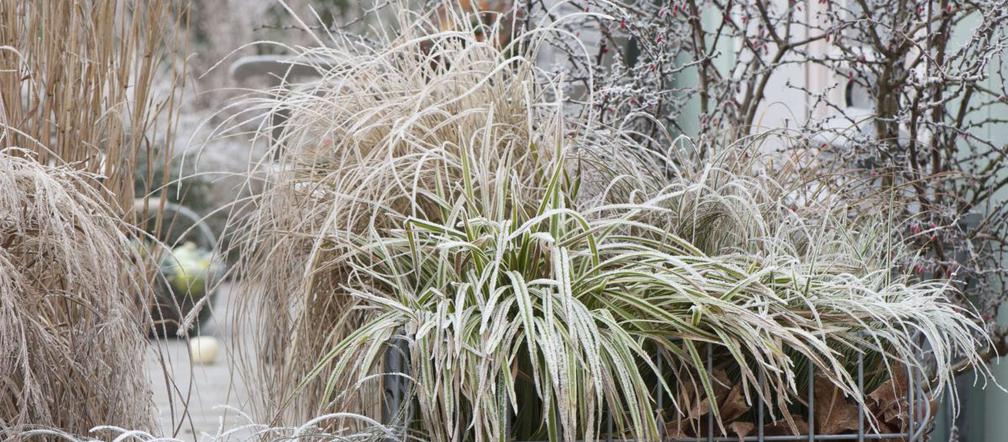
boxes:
[0,0,186,220]
[0,1,188,438]
[227,2,993,440]
[224,2,541,426]
[0,152,155,438]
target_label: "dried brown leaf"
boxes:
[764,414,809,435]
[867,369,913,433]
[720,383,749,423]
[728,421,755,441]
[814,375,860,435]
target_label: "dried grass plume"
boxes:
[0,151,155,438]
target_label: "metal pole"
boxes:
[808,363,815,442]
[657,349,665,441]
[606,405,613,442]
[907,364,915,442]
[382,331,410,442]
[707,343,714,442]
[758,369,765,441]
[857,353,864,442]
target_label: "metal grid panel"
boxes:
[381,341,930,441]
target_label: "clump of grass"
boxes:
[229,3,992,440]
[226,2,540,425]
[0,151,155,438]
[11,410,394,442]
[0,0,187,221]
[576,136,994,426]
[0,2,190,437]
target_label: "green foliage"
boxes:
[161,242,213,298]
[230,5,994,440]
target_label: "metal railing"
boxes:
[381,339,930,441]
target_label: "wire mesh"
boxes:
[381,341,931,441]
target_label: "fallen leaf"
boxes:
[664,416,700,438]
[764,414,809,435]
[869,368,907,410]
[814,375,861,434]
[665,366,755,438]
[866,368,912,433]
[728,421,755,441]
[720,383,749,423]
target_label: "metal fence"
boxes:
[382,339,930,441]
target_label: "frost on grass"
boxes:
[224,4,994,441]
[0,151,155,439]
[9,409,394,442]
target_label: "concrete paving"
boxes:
[146,283,257,441]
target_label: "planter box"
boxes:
[379,340,930,442]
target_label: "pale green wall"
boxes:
[929,10,1008,442]
[967,66,1008,441]
[671,7,736,138]
[669,7,1008,440]
[978,30,1008,440]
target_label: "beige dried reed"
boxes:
[0,0,186,217]
[0,152,154,438]
[0,1,188,439]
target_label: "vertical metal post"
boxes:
[946,387,954,442]
[382,331,410,442]
[907,364,916,442]
[381,342,401,423]
[808,363,815,442]
[707,343,714,442]
[757,369,765,441]
[857,353,864,442]
[657,349,664,441]
[606,406,613,442]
